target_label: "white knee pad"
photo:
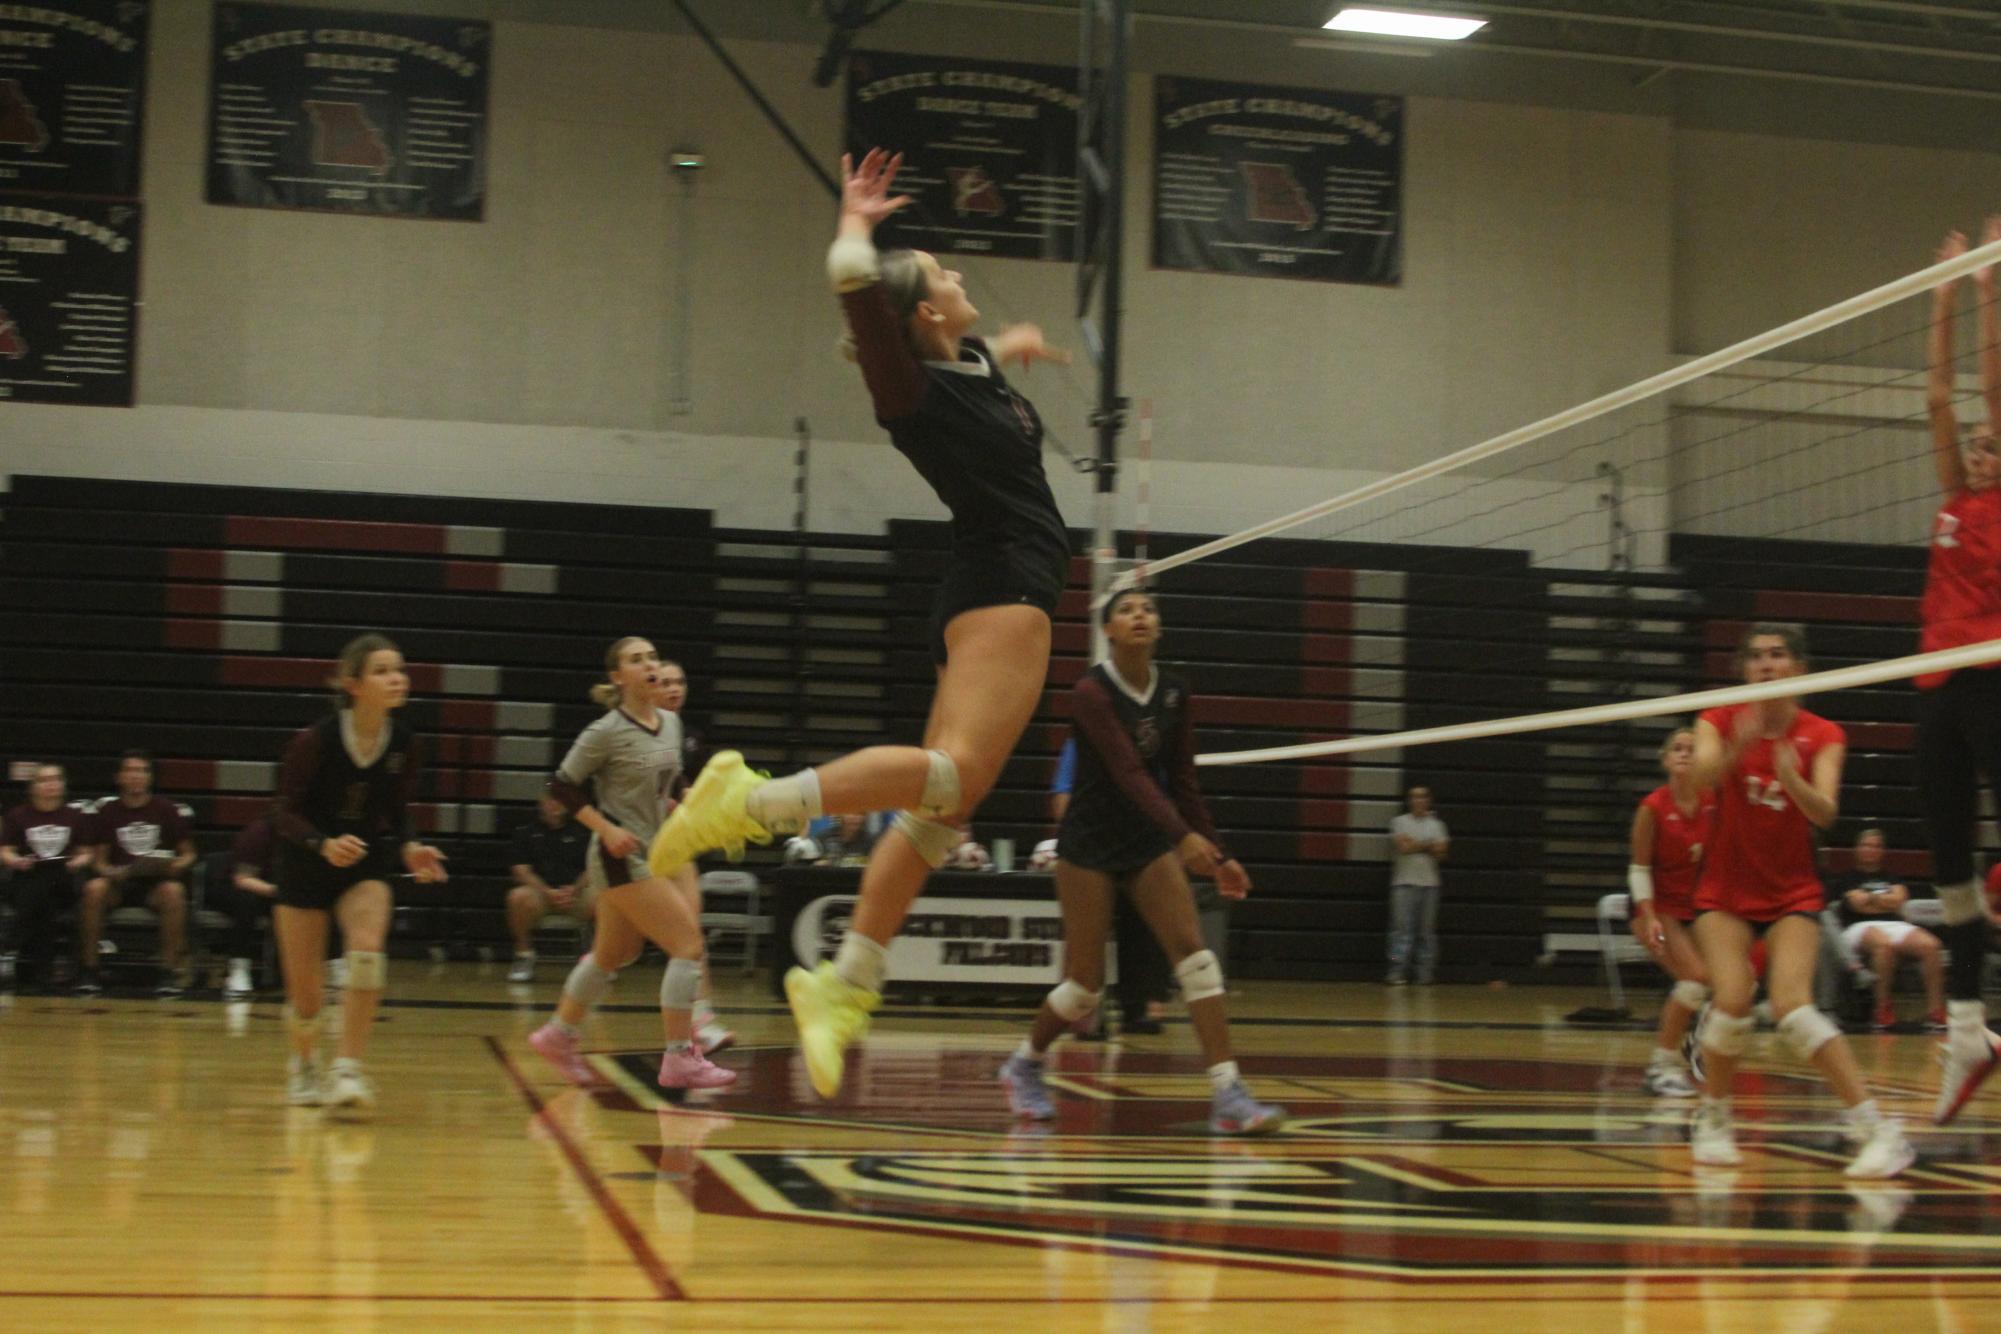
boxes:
[1939,879,1987,927]
[563,955,618,1009]
[344,950,386,991]
[1047,978,1102,1022]
[1777,1007,1841,1062]
[660,956,703,1011]
[893,811,960,868]
[1700,1008,1754,1058]
[1175,949,1225,1003]
[916,749,962,820]
[1671,980,1711,1011]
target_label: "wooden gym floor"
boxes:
[2,968,1998,1331]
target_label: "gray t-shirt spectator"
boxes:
[1389,813,1448,887]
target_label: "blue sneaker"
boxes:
[999,1053,1056,1121]
[1210,1081,1286,1136]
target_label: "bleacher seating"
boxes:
[3,474,1984,981]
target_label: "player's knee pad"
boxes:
[563,954,617,1009]
[1671,980,1711,1011]
[344,950,386,991]
[893,811,959,868]
[915,748,962,820]
[1175,949,1225,1003]
[1938,879,1987,927]
[1777,1006,1841,1062]
[1700,1008,1754,1058]
[660,955,703,1011]
[1047,978,1101,1022]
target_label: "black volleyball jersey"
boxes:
[274,712,421,855]
[842,284,1070,583]
[1058,662,1226,861]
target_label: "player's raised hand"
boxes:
[839,148,912,234]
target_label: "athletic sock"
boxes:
[663,1038,693,1055]
[833,933,888,994]
[744,770,824,836]
[1014,1040,1042,1065]
[1207,1060,1241,1093]
[549,1017,581,1039]
[1842,1099,1883,1132]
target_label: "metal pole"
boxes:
[1078,0,1129,662]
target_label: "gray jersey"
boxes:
[555,709,684,843]
[1389,813,1447,887]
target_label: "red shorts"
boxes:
[1692,879,1823,923]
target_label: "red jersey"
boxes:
[1693,703,1845,920]
[1917,486,2001,689]
[1640,785,1714,920]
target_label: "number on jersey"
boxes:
[1746,776,1790,812]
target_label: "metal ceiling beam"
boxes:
[1456,1,2001,64]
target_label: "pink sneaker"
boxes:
[659,1046,738,1090]
[528,1023,597,1085]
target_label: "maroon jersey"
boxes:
[275,713,421,857]
[1917,486,2001,689]
[1057,663,1224,872]
[1,803,93,862]
[1694,704,1845,920]
[1639,785,1714,920]
[94,795,191,870]
[232,817,276,878]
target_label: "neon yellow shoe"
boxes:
[646,750,773,876]
[785,961,879,1099]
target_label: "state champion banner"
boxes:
[1153,75,1403,285]
[0,194,139,406]
[0,0,148,199]
[846,49,1080,261]
[207,2,489,219]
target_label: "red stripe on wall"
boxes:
[444,561,501,592]
[1753,589,1918,625]
[165,584,222,616]
[461,769,495,799]
[166,549,224,580]
[1300,666,1353,698]
[155,759,219,792]
[219,656,326,688]
[1298,799,1352,830]
[1301,602,1356,632]
[432,735,463,765]
[1822,848,1932,878]
[163,619,221,650]
[406,664,443,692]
[1298,766,1351,798]
[1845,721,1916,751]
[1051,624,1091,654]
[1298,831,1350,861]
[1302,568,1356,599]
[1055,589,1091,619]
[1047,656,1087,686]
[1301,634,1351,664]
[225,515,449,555]
[214,795,269,827]
[438,700,499,730]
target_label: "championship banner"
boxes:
[1153,75,1402,285]
[0,0,148,199]
[846,49,1080,261]
[207,2,489,219]
[0,193,139,406]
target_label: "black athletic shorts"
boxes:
[928,541,1068,665]
[278,845,400,911]
[1057,831,1176,880]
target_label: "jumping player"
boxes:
[527,638,733,1091]
[1628,726,1715,1098]
[272,634,447,1113]
[1921,223,2001,1124]
[648,148,1074,1098]
[1686,625,1911,1177]
[997,590,1284,1134]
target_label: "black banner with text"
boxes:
[0,194,139,405]
[207,2,489,219]
[0,0,148,199]
[846,49,1079,261]
[1153,76,1402,285]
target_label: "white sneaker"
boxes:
[1934,1025,2001,1126]
[325,1060,377,1118]
[1645,1060,1698,1098]
[287,1056,325,1107]
[507,952,536,983]
[1845,1118,1914,1180]
[1690,1099,1742,1166]
[225,959,254,999]
[696,1019,736,1055]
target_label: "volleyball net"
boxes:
[1108,237,2001,770]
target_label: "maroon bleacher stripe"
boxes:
[1822,848,1931,878]
[213,795,268,827]
[444,561,501,592]
[1302,568,1355,599]
[1199,696,1349,728]
[438,700,500,730]
[1055,588,1091,619]
[1753,590,1918,625]
[1845,722,1915,751]
[1048,656,1088,687]
[1298,832,1352,861]
[1302,602,1359,632]
[220,656,325,688]
[461,769,496,799]
[1051,623,1090,654]
[166,548,225,580]
[166,584,223,615]
[164,619,221,649]
[1299,766,1350,797]
[1301,666,1351,697]
[225,515,451,555]
[1301,634,1354,664]
[1298,799,1352,830]
[156,758,220,792]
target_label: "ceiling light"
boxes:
[1324,7,1488,40]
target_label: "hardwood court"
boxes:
[3,973,1999,1330]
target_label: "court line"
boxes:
[3,1289,1994,1305]
[481,1036,685,1301]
